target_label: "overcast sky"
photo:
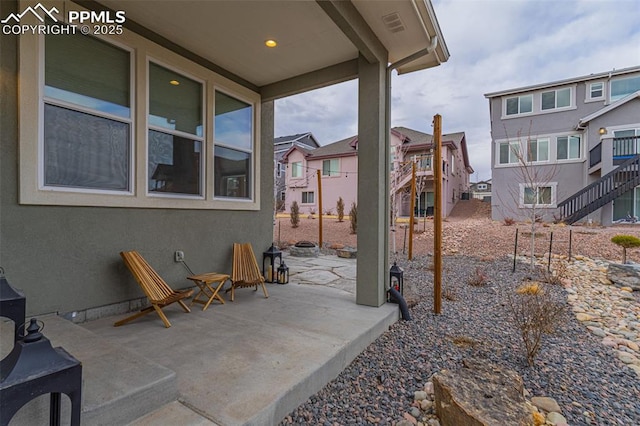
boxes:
[274,0,640,181]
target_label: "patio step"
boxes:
[1,314,178,425]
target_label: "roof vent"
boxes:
[382,12,405,33]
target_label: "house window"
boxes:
[276,162,282,178]
[291,162,302,178]
[611,75,640,102]
[505,94,533,116]
[301,191,314,204]
[541,88,570,110]
[280,191,286,201]
[43,32,131,191]
[451,154,455,174]
[520,183,557,207]
[589,82,604,99]
[322,159,339,176]
[499,141,521,164]
[477,183,487,190]
[214,91,253,199]
[148,63,203,195]
[527,138,549,163]
[557,136,581,160]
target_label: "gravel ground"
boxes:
[279,255,640,426]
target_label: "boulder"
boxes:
[432,359,533,426]
[607,263,640,290]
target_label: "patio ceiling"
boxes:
[94,0,449,99]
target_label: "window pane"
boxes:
[538,140,549,161]
[538,187,552,205]
[611,76,640,101]
[214,146,251,198]
[148,130,201,195]
[528,140,538,162]
[506,98,518,115]
[510,143,520,163]
[45,33,130,117]
[569,136,580,158]
[541,92,555,110]
[323,160,331,176]
[590,83,603,98]
[302,192,314,203]
[524,187,536,205]
[557,88,570,107]
[292,162,302,178]
[520,95,532,113]
[215,91,252,151]
[557,136,568,160]
[44,104,129,190]
[499,143,509,164]
[149,63,202,135]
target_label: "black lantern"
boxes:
[277,261,289,284]
[388,262,404,302]
[0,318,82,426]
[263,244,282,283]
[0,267,26,344]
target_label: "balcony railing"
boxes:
[613,136,640,160]
[589,142,602,168]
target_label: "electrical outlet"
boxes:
[175,251,184,262]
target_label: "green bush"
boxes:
[336,197,345,222]
[611,234,640,263]
[349,202,357,234]
[290,201,300,228]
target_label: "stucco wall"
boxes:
[0,5,274,317]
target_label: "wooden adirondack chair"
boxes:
[116,251,193,328]
[229,243,269,302]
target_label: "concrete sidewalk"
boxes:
[2,255,399,425]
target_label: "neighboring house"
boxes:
[274,133,320,210]
[2,0,449,315]
[282,127,473,218]
[485,66,640,225]
[470,180,492,201]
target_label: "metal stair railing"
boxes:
[558,154,640,224]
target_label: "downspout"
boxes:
[385,36,439,254]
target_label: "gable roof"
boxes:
[576,90,640,129]
[274,132,320,148]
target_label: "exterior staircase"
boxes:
[558,154,640,224]
[390,154,433,195]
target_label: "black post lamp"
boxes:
[388,262,404,302]
[0,318,83,426]
[0,267,26,344]
[262,244,282,283]
[277,261,289,284]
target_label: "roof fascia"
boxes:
[260,59,358,102]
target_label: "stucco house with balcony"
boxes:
[282,126,473,219]
[2,0,449,318]
[485,66,640,225]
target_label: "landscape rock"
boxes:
[530,396,562,413]
[432,358,533,426]
[546,411,568,425]
[607,262,640,290]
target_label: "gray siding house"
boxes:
[486,66,640,225]
[274,133,320,210]
[1,0,449,317]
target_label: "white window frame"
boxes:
[526,138,550,163]
[556,135,582,161]
[322,158,339,177]
[477,183,487,191]
[504,94,533,117]
[276,162,282,178]
[301,191,315,204]
[610,75,640,102]
[586,81,605,102]
[519,182,558,208]
[541,87,571,111]
[291,161,303,178]
[18,0,261,211]
[498,141,521,165]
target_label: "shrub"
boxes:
[467,266,488,286]
[611,234,640,263]
[507,287,565,366]
[349,202,357,234]
[540,260,568,285]
[336,197,345,222]
[503,217,515,226]
[290,201,300,228]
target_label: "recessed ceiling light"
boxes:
[265,39,277,48]
[169,80,180,86]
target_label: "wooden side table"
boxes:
[187,272,230,311]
